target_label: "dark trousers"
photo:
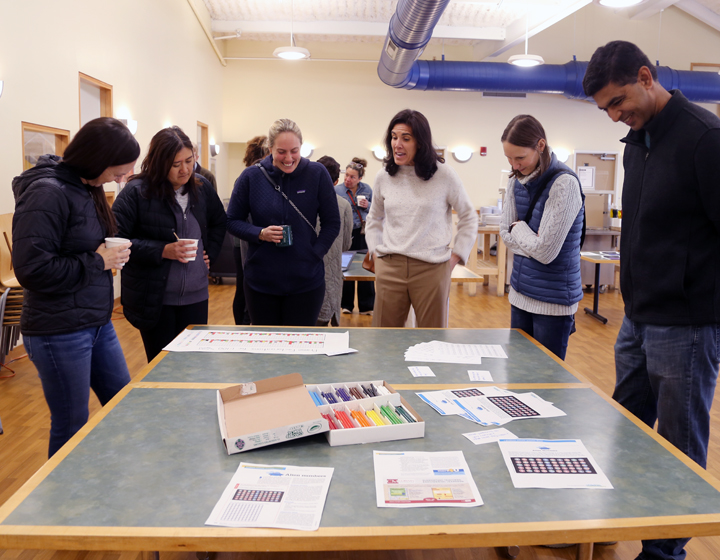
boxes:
[139,300,209,362]
[232,246,251,325]
[245,281,325,326]
[510,305,575,360]
[341,228,375,312]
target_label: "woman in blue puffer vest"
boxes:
[499,114,584,360]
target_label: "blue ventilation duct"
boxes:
[377,0,720,104]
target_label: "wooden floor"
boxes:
[2,273,720,560]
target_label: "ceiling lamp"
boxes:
[598,0,643,7]
[300,143,314,158]
[508,16,544,67]
[452,147,473,163]
[372,146,387,161]
[273,0,309,60]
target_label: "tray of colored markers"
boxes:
[306,380,425,446]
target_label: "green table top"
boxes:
[139,327,583,386]
[4,386,720,533]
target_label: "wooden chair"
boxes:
[0,213,20,289]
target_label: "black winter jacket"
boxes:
[112,177,226,330]
[12,156,113,336]
[620,90,720,325]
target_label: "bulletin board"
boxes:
[574,152,618,194]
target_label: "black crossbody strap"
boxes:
[255,163,318,236]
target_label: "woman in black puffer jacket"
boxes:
[113,126,226,362]
[12,117,140,458]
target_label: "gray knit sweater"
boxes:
[365,163,478,264]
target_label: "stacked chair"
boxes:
[0,213,23,434]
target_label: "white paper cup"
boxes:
[356,195,366,202]
[180,238,198,261]
[104,237,130,268]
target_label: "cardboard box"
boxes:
[306,380,425,447]
[217,372,329,454]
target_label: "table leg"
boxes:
[141,552,159,560]
[496,235,507,297]
[483,234,491,286]
[584,263,607,324]
[576,543,594,560]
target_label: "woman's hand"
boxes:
[358,198,369,209]
[449,253,462,269]
[97,242,132,270]
[162,240,197,263]
[259,225,284,243]
[203,250,210,269]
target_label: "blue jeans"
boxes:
[614,316,720,560]
[25,322,131,458]
[510,306,575,360]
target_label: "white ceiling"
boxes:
[204,0,720,59]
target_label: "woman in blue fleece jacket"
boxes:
[227,118,341,325]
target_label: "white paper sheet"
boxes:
[498,439,613,489]
[408,366,436,377]
[404,341,508,364]
[468,370,493,382]
[205,462,334,531]
[373,450,483,508]
[416,386,512,416]
[456,392,566,426]
[463,427,518,445]
[163,329,352,356]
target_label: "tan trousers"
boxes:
[372,254,452,328]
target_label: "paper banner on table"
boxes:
[163,329,352,356]
[404,341,508,364]
[498,439,613,489]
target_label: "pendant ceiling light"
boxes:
[508,15,544,67]
[598,0,643,7]
[273,0,310,60]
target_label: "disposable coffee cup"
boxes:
[104,237,130,268]
[180,238,199,261]
[356,195,366,203]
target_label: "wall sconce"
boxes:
[554,147,571,163]
[0,81,4,99]
[118,118,138,135]
[372,146,387,161]
[452,146,473,163]
[210,144,220,157]
[300,143,314,158]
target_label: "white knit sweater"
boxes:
[365,163,478,264]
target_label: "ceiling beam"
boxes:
[211,20,505,41]
[675,0,720,33]
[628,0,678,20]
[478,0,591,59]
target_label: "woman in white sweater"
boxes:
[365,109,478,328]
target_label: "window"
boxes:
[21,122,70,170]
[79,73,113,126]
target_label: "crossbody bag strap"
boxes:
[255,163,318,236]
[347,189,364,225]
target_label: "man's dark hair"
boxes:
[583,40,657,97]
[383,109,443,181]
[317,155,341,184]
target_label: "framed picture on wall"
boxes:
[435,147,446,159]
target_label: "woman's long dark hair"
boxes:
[136,126,200,204]
[382,109,443,181]
[501,114,551,179]
[243,135,269,167]
[62,117,140,236]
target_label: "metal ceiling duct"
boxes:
[377,0,720,104]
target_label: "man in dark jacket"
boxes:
[193,143,218,191]
[584,40,720,560]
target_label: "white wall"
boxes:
[0,0,226,213]
[219,3,720,208]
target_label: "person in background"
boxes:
[499,114,584,361]
[226,118,340,326]
[12,117,140,457]
[336,157,375,315]
[232,135,269,325]
[316,155,353,326]
[365,109,477,328]
[584,40,720,560]
[114,127,226,361]
[192,143,218,191]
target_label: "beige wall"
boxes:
[220,3,720,208]
[0,0,225,213]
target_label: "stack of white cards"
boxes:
[404,341,508,364]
